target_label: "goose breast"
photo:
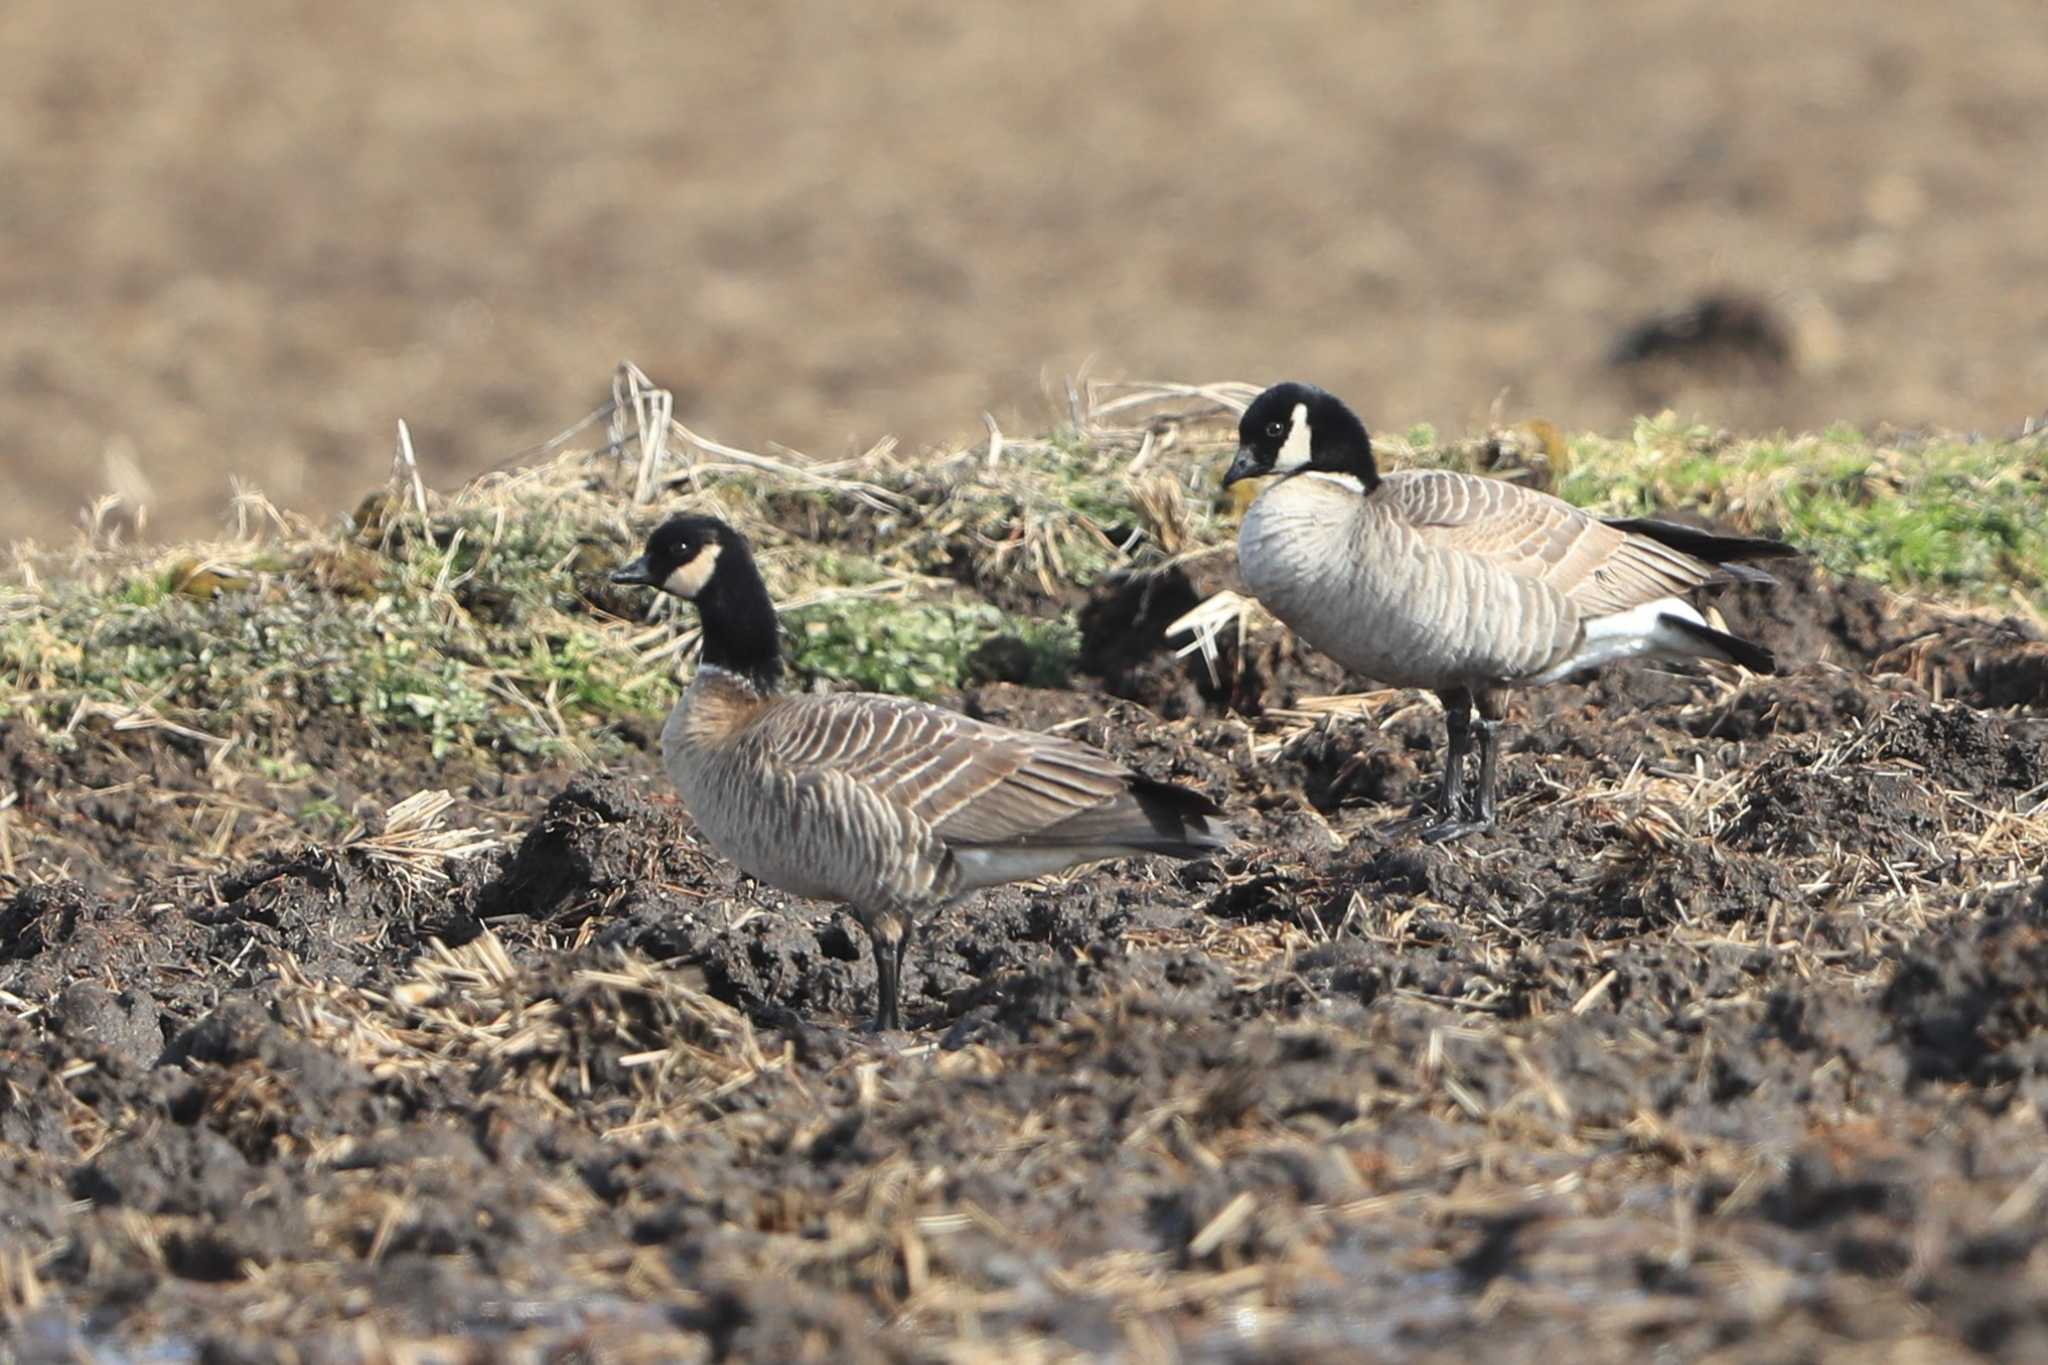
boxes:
[663,690,943,908]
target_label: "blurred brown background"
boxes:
[5,0,2045,541]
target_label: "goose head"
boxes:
[612,515,782,686]
[1224,382,1379,491]
[610,514,740,600]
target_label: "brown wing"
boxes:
[1384,469,1724,617]
[754,693,1134,844]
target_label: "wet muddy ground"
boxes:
[5,556,2048,1361]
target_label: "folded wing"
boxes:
[759,693,1228,854]
[1386,469,1778,618]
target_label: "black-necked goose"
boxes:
[611,515,1233,1030]
[1224,382,1797,843]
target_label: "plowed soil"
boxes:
[6,546,2048,1361]
[7,0,2048,541]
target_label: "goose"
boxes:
[610,515,1234,1031]
[1223,382,1797,843]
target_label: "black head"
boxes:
[1222,382,1378,489]
[611,515,782,687]
[610,515,741,599]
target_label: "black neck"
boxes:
[1316,406,1380,491]
[695,551,783,691]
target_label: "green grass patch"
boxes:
[789,598,1077,698]
[0,505,649,762]
[1545,418,2048,609]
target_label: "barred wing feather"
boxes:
[1386,470,1726,618]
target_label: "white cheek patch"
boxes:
[663,541,723,598]
[1273,402,1314,472]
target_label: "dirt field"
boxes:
[6,0,2048,541]
[4,395,2047,1359]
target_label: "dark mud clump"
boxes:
[1883,872,2048,1091]
[1723,695,2045,862]
[1076,563,1208,715]
[1718,557,2048,710]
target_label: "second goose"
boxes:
[1224,382,1798,842]
[611,515,1233,1031]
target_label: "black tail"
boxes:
[1122,775,1235,856]
[1604,516,1800,575]
[1659,612,1777,674]
[1000,774,1233,858]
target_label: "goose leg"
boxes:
[1422,687,1499,844]
[865,911,909,1033]
[1420,689,1474,843]
[1465,719,1502,830]
[892,917,919,1026]
[1468,688,1507,831]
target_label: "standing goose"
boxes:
[1223,382,1797,843]
[611,515,1233,1031]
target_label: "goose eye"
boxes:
[1265,420,1287,440]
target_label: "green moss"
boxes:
[114,573,171,608]
[806,550,891,588]
[788,598,1077,698]
[254,755,314,783]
